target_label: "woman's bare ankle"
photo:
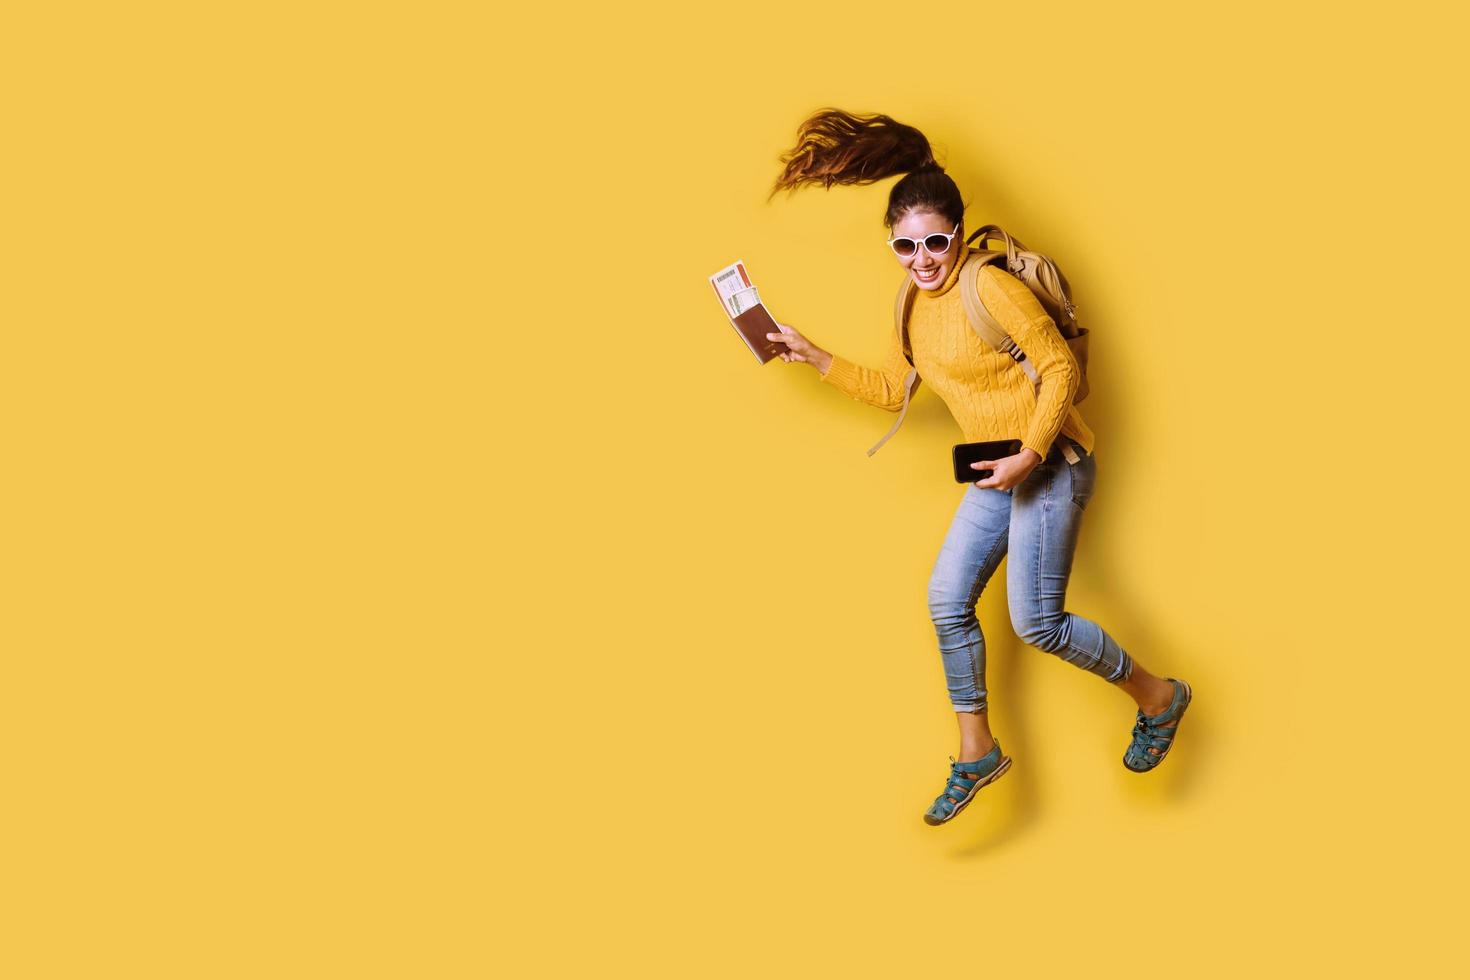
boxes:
[955,709,995,762]
[1118,667,1176,717]
[957,735,996,762]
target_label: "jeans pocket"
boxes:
[1068,455,1095,510]
[967,484,1013,512]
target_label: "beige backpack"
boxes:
[866,225,1091,461]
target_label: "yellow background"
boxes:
[4,1,1468,976]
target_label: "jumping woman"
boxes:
[764,109,1192,826]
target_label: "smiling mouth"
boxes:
[914,266,941,282]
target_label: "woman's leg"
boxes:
[1006,448,1178,734]
[927,483,1011,761]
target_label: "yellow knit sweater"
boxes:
[819,248,1095,460]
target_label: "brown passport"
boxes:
[728,303,784,364]
[709,260,785,364]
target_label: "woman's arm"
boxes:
[815,326,920,413]
[976,267,1080,459]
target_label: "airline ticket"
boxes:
[709,260,761,317]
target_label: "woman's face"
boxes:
[890,210,962,291]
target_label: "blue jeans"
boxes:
[926,440,1133,713]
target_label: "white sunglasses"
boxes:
[886,223,960,258]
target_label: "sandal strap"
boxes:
[937,779,976,810]
[950,745,1002,776]
[930,797,957,817]
[1142,679,1192,726]
[1127,742,1170,761]
[1131,727,1177,748]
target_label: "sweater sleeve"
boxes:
[817,327,919,413]
[976,267,1080,459]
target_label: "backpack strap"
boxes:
[867,277,923,456]
[959,257,1040,387]
[892,275,918,364]
[864,366,920,457]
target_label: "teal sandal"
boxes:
[1124,678,1192,773]
[922,744,1012,826]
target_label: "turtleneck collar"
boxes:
[915,246,970,299]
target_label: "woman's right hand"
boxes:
[765,323,832,374]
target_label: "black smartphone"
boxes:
[952,439,1023,483]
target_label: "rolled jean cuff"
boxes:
[1108,654,1135,685]
[952,701,988,714]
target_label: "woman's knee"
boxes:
[927,578,973,627]
[1010,604,1068,653]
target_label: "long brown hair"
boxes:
[768,108,965,230]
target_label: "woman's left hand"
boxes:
[972,449,1043,491]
